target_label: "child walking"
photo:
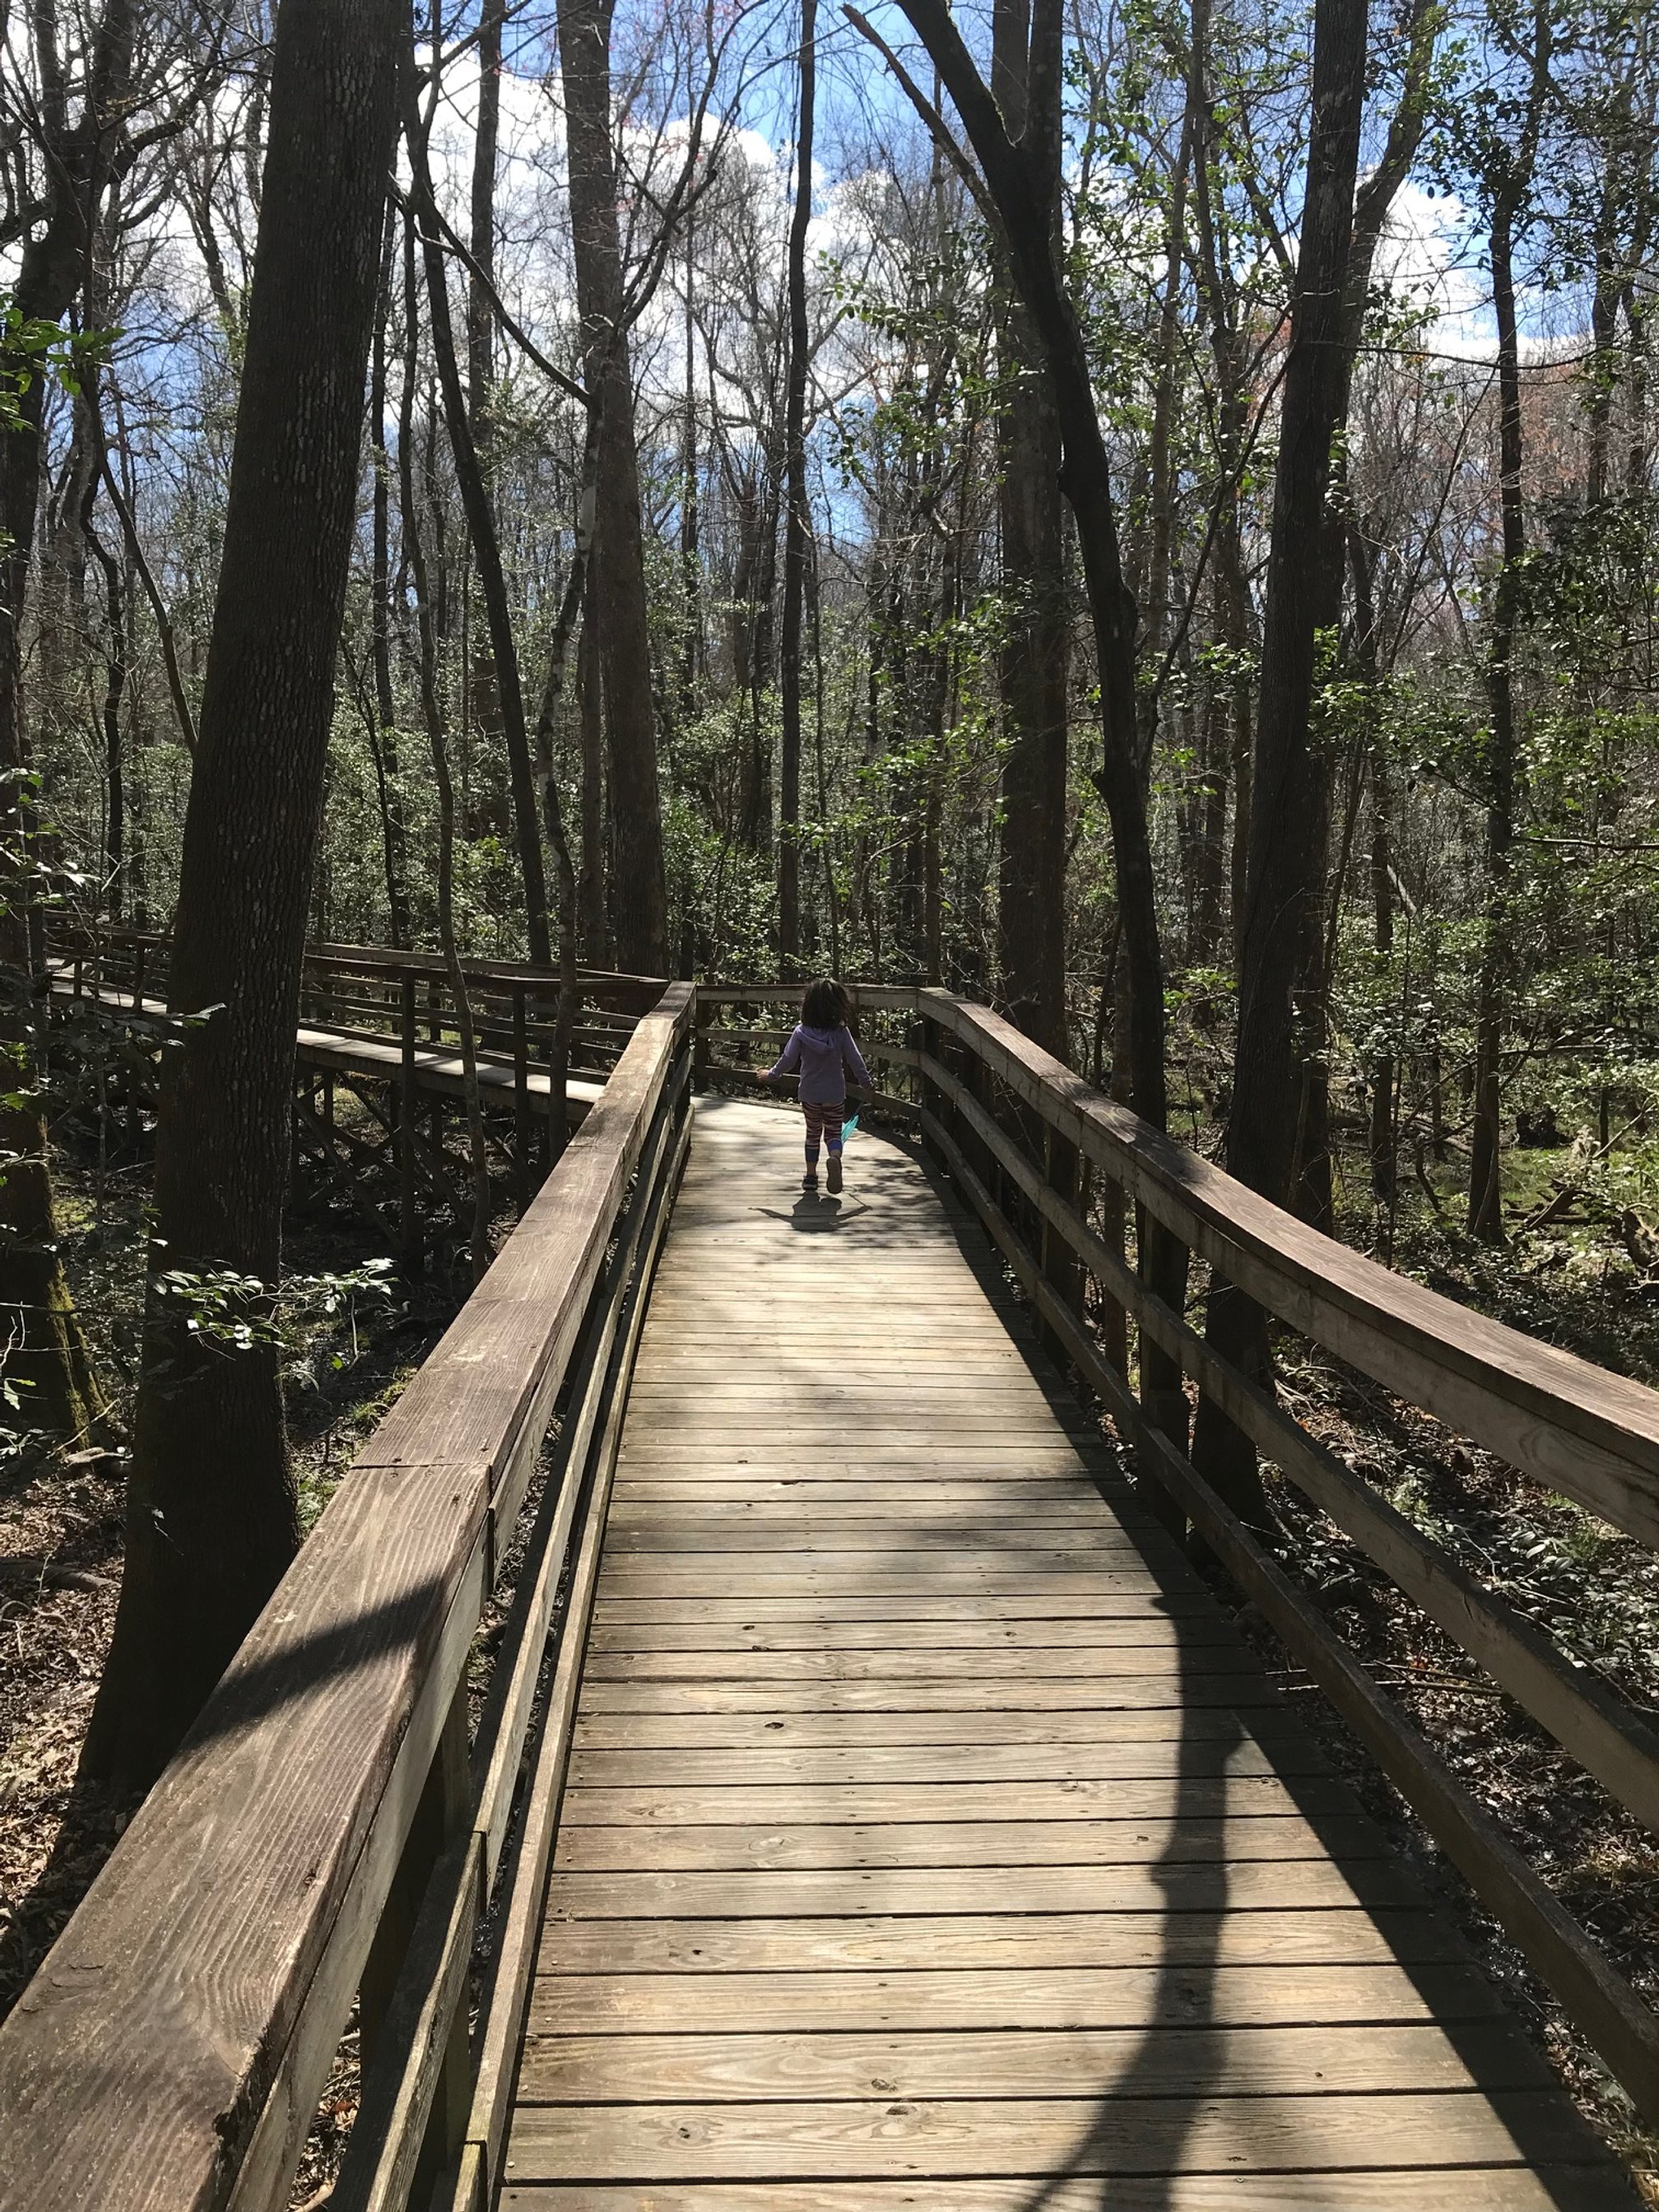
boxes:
[765,979,872,1193]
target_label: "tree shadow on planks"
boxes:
[1018,1613,1248,2212]
[1011,1618,1620,2212]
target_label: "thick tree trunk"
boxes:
[558,0,668,975]
[464,0,508,840]
[1191,0,1369,1523]
[991,0,1068,1055]
[81,0,402,1793]
[778,0,815,969]
[893,0,1165,1126]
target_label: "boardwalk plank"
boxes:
[503,2089,1607,2179]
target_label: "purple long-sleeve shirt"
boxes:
[766,1022,872,1104]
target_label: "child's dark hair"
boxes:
[802,978,849,1029]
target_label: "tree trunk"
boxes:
[1469,4,1551,1243]
[778,0,816,969]
[1350,521,1396,1225]
[405,79,552,968]
[991,0,1068,1057]
[893,0,1165,1127]
[0,0,133,1448]
[81,0,402,1794]
[558,0,668,974]
[369,207,411,946]
[401,207,494,1277]
[577,569,606,964]
[1191,0,1369,1524]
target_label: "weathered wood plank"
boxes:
[548,1815,1387,1872]
[540,1859,1408,1921]
[577,1647,1243,1680]
[570,1707,1294,1749]
[583,1616,1243,1652]
[574,1675,1304,1711]
[556,1777,1357,1825]
[562,1736,1322,1787]
[502,2090,1614,2182]
[526,1962,1510,2034]
[537,1908,1448,1975]
[502,2177,1634,2212]
[589,1592,1207,1622]
[513,2022,1545,2101]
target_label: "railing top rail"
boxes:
[697,981,921,1011]
[52,926,670,1000]
[916,990,1659,1546]
[0,983,694,2212]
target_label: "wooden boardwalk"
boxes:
[504,1096,1633,2210]
[45,965,605,1113]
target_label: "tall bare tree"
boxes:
[991,0,1068,1056]
[82,0,404,1792]
[1192,0,1371,1521]
[778,0,816,968]
[557,0,670,975]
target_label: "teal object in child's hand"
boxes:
[841,1112,859,1145]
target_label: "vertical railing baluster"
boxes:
[512,983,530,1217]
[401,970,418,1266]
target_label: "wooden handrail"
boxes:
[920,991,1659,1545]
[890,984,1659,2126]
[0,982,694,2212]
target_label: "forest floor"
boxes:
[3,1111,1659,2202]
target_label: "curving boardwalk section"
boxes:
[505,1097,1629,2210]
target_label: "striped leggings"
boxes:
[802,1099,844,1162]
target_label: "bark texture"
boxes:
[778,0,816,969]
[1192,0,1369,1522]
[991,0,1068,1057]
[82,0,402,1791]
[558,0,669,975]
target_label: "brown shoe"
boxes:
[827,1154,843,1193]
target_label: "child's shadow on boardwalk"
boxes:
[758,1196,869,1234]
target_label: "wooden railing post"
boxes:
[400,971,419,1266]
[512,983,530,1216]
[1039,1123,1084,1369]
[919,1009,949,1172]
[693,992,711,1094]
[1094,1169,1130,1378]
[358,1675,472,2199]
